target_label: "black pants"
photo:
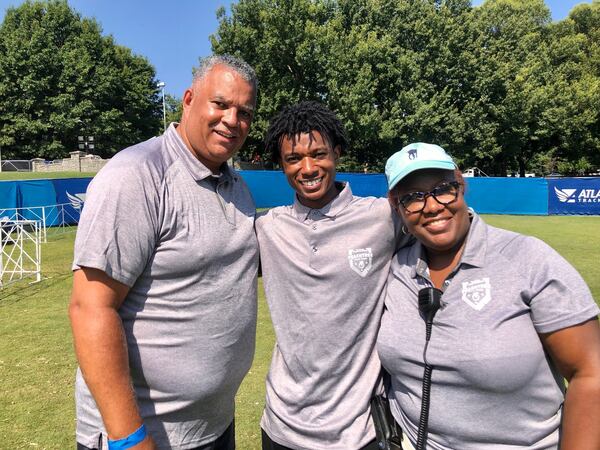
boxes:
[261,428,380,450]
[77,421,235,450]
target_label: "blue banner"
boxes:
[52,178,93,224]
[548,177,600,215]
[3,174,600,217]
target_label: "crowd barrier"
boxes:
[1,173,599,216]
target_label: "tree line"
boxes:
[211,0,600,176]
[0,0,161,160]
[0,0,598,176]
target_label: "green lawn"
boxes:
[484,215,600,297]
[0,171,95,181]
[0,215,598,449]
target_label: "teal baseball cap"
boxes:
[385,142,457,191]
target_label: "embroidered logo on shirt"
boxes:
[348,248,373,277]
[461,278,491,310]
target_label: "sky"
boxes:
[0,0,593,98]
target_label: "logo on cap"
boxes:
[348,248,373,277]
[408,149,418,160]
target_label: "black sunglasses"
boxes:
[397,181,461,213]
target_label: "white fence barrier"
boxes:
[0,219,42,287]
[0,203,80,243]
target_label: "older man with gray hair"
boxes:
[69,55,259,450]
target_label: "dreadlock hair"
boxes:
[265,101,349,164]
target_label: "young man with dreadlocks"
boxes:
[256,101,410,450]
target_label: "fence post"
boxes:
[17,224,23,277]
[0,226,3,287]
[34,221,41,283]
[42,206,47,243]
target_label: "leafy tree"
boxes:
[548,0,600,174]
[164,94,183,126]
[211,0,338,162]
[211,0,599,174]
[211,0,477,169]
[468,0,551,176]
[470,0,600,176]
[0,0,162,159]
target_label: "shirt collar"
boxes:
[292,182,352,221]
[410,211,487,279]
[457,212,487,268]
[164,123,234,183]
[409,243,429,279]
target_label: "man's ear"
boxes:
[179,88,194,125]
[182,87,194,109]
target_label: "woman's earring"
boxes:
[402,224,408,235]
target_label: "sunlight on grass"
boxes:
[0,171,96,181]
[0,216,597,449]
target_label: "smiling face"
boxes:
[391,169,471,257]
[177,64,256,173]
[280,131,340,209]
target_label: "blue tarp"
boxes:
[239,171,295,208]
[548,177,600,215]
[18,180,59,225]
[238,171,389,208]
[241,171,551,215]
[337,173,388,198]
[0,182,18,212]
[463,177,548,215]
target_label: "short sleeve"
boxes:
[523,237,599,334]
[72,163,161,287]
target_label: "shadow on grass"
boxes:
[0,271,72,305]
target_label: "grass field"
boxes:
[0,171,96,181]
[0,215,598,449]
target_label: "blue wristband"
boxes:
[108,424,147,450]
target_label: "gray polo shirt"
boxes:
[72,124,258,449]
[256,183,409,450]
[378,213,599,450]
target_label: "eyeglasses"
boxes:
[397,181,461,213]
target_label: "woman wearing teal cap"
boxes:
[377,143,600,450]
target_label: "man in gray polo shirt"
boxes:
[256,101,409,450]
[68,55,259,450]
